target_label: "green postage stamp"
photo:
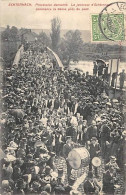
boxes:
[92,14,125,41]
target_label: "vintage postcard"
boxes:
[0,0,126,194]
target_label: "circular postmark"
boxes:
[98,2,126,41]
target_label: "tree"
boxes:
[1,26,19,41]
[50,17,61,51]
[1,26,19,67]
[1,25,10,41]
[59,30,83,65]
[10,26,19,41]
[38,31,51,47]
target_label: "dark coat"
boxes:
[66,126,77,142]
[47,99,52,108]
[54,100,60,109]
[103,170,115,194]
[62,144,72,158]
[100,124,110,142]
[89,143,100,159]
[84,180,96,194]
[87,125,97,140]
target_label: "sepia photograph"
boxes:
[0,0,126,194]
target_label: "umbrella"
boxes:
[95,59,106,66]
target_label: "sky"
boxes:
[0,0,126,46]
[1,0,124,30]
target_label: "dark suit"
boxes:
[62,144,72,159]
[47,99,52,108]
[103,170,115,194]
[63,143,73,179]
[87,125,97,140]
[89,143,100,159]
[84,180,96,194]
[54,99,60,109]
[66,126,77,142]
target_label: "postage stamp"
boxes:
[92,13,125,41]
[95,1,126,41]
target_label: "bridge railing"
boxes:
[12,45,24,67]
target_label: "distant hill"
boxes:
[0,27,5,33]
[32,29,91,42]
[32,29,126,45]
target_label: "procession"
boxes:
[0,41,126,195]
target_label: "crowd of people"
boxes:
[93,61,125,89]
[1,42,126,195]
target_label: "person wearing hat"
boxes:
[62,136,73,159]
[93,61,98,77]
[66,122,77,143]
[86,121,98,141]
[100,123,111,159]
[13,178,26,195]
[2,161,13,181]
[43,183,52,193]
[54,96,60,110]
[41,166,52,186]
[12,159,23,182]
[116,130,126,170]
[30,181,41,194]
[105,156,119,173]
[83,171,100,195]
[110,129,121,157]
[53,176,65,195]
[1,180,12,195]
[16,147,26,159]
[118,69,125,89]
[62,136,74,182]
[103,166,116,194]
[47,152,56,171]
[89,137,101,171]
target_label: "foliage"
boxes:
[1,25,19,41]
[50,17,61,52]
[1,26,20,67]
[58,30,83,65]
[38,31,51,47]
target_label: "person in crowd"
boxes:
[83,171,101,194]
[111,72,117,87]
[87,121,98,140]
[1,41,125,195]
[119,69,125,89]
[103,166,116,194]
[88,137,101,172]
[93,61,97,77]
